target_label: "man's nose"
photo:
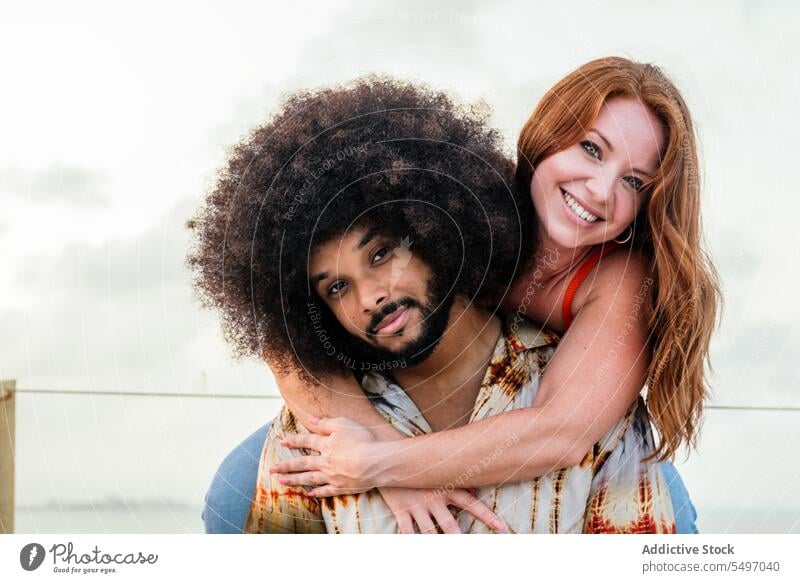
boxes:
[359,279,389,313]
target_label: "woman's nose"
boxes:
[585,168,616,209]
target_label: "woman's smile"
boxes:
[561,188,602,225]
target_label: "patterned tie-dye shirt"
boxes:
[245,314,676,533]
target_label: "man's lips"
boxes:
[373,306,409,335]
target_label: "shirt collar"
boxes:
[501,312,560,353]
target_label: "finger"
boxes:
[277,471,327,487]
[279,433,324,452]
[306,416,336,435]
[448,490,505,532]
[306,485,341,498]
[309,485,364,497]
[395,512,415,535]
[430,505,461,534]
[269,455,322,475]
[411,510,438,534]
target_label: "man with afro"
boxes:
[187,76,532,384]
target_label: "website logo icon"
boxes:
[20,543,46,571]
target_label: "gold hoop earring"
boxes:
[613,226,633,244]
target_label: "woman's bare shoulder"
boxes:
[572,247,655,312]
[601,247,653,279]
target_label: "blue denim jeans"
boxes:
[202,421,699,533]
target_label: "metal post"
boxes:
[0,379,15,534]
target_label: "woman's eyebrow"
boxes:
[590,128,614,152]
[591,128,650,176]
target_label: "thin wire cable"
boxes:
[14,388,281,399]
[9,388,800,411]
[704,405,800,412]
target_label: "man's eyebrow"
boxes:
[310,228,378,287]
[310,271,329,287]
[356,226,379,250]
[591,128,650,176]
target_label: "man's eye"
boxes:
[581,140,602,160]
[624,176,645,191]
[327,281,347,296]
[372,245,392,264]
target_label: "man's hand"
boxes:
[378,486,506,534]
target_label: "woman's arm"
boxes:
[270,366,407,442]
[379,250,653,486]
[270,363,507,532]
[274,251,653,491]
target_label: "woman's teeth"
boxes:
[562,190,599,223]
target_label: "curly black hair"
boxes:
[186,76,535,382]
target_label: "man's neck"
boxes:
[391,300,502,430]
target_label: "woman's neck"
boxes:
[529,231,596,286]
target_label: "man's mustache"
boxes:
[366,297,418,337]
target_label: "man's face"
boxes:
[309,226,452,365]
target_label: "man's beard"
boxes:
[343,278,454,368]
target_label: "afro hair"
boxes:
[186,75,535,382]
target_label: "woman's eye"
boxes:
[581,140,602,160]
[372,245,392,264]
[624,176,645,191]
[327,281,347,296]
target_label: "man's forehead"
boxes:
[315,226,379,256]
[309,226,383,283]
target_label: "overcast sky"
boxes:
[1,0,799,533]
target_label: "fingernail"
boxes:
[494,522,506,531]
[309,416,319,424]
[268,467,276,474]
[278,478,288,484]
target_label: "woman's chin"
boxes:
[546,226,594,250]
[547,218,627,250]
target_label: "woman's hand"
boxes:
[271,416,506,533]
[270,416,385,496]
[378,486,506,534]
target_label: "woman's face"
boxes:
[530,96,666,249]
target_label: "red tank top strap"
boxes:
[561,242,620,330]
